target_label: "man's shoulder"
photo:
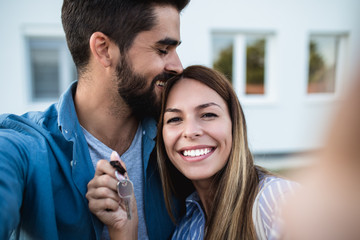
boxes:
[0,104,58,133]
[0,104,61,148]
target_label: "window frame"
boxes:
[23,25,75,104]
[304,32,348,102]
[212,31,277,106]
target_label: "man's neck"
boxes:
[74,79,139,155]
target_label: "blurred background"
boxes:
[1,0,359,174]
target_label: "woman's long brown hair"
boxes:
[157,65,267,239]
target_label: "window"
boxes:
[28,38,76,101]
[212,32,273,101]
[307,35,342,94]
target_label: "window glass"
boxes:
[212,35,234,83]
[308,36,339,93]
[246,37,266,94]
[28,38,75,101]
[31,48,60,99]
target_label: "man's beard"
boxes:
[115,56,175,120]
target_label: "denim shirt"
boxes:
[0,81,176,240]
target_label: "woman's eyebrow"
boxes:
[164,102,222,113]
[196,102,222,110]
[164,108,181,113]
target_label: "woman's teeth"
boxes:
[182,148,212,157]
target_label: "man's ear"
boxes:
[89,32,118,68]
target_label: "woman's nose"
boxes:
[183,119,202,139]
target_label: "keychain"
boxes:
[110,160,134,220]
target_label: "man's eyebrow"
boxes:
[157,37,181,46]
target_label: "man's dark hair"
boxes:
[61,0,189,76]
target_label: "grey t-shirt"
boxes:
[82,124,149,240]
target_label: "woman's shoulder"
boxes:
[258,175,298,206]
[253,174,299,239]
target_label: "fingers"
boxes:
[88,167,118,191]
[86,151,130,206]
[86,179,119,201]
[87,158,120,204]
[94,159,116,177]
[88,193,120,212]
[86,151,138,232]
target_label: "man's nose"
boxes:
[165,51,183,75]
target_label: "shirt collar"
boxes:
[141,117,157,140]
[186,191,201,203]
[57,81,79,141]
[185,191,204,215]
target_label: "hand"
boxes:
[86,151,138,239]
[279,73,360,240]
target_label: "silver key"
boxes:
[117,179,134,220]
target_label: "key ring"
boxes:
[109,155,134,220]
[110,160,134,198]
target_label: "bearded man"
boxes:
[0,0,190,239]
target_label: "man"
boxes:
[0,0,189,239]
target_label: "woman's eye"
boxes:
[202,113,218,118]
[166,117,181,124]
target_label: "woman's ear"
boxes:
[89,32,118,68]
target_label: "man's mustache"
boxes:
[152,72,177,85]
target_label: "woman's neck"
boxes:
[192,179,214,217]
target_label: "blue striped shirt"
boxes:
[171,175,296,240]
[257,176,296,239]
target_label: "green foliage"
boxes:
[213,45,233,83]
[213,39,266,86]
[308,41,325,83]
[246,39,265,85]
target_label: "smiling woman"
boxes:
[156,65,297,240]
[162,77,232,182]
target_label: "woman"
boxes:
[87,65,295,239]
[156,65,295,239]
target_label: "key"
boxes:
[109,157,133,220]
[117,178,134,220]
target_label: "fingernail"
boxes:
[111,151,121,161]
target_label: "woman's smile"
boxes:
[179,146,216,162]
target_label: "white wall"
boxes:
[1,0,359,156]
[178,0,360,154]
[0,0,64,115]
